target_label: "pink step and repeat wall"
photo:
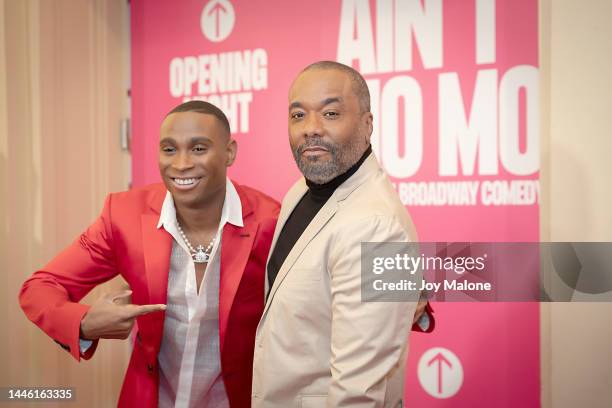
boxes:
[131,1,540,406]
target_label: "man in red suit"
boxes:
[19,100,279,407]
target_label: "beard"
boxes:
[291,135,365,184]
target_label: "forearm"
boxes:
[327,215,417,406]
[328,301,414,407]
[19,277,93,361]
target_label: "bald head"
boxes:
[300,61,371,113]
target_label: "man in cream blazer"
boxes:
[252,61,424,407]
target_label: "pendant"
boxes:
[193,245,209,263]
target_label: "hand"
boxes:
[80,290,166,340]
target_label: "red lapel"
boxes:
[219,184,257,353]
[140,189,172,352]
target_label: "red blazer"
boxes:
[19,182,280,407]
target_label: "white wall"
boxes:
[540,1,612,407]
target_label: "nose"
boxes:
[303,113,323,138]
[171,151,194,171]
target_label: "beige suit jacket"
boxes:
[252,154,418,408]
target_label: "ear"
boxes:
[226,138,237,167]
[363,112,374,144]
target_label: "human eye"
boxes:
[323,110,340,119]
[193,144,208,153]
[161,145,176,154]
[290,111,305,120]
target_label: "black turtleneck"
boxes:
[267,145,372,290]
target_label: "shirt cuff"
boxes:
[79,338,93,354]
[416,312,430,332]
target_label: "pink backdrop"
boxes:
[131,1,540,406]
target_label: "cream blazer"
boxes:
[252,154,418,408]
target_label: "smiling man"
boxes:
[252,61,432,407]
[19,101,279,407]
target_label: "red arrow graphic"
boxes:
[428,352,452,394]
[208,1,227,39]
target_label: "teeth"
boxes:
[174,178,196,185]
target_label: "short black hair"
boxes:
[166,100,231,135]
[301,61,371,113]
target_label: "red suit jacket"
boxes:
[19,182,280,407]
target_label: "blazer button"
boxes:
[147,363,154,373]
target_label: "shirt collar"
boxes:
[224,178,244,227]
[157,178,243,230]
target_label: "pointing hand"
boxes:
[79,289,166,340]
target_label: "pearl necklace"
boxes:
[176,222,215,263]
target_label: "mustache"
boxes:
[295,137,336,155]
